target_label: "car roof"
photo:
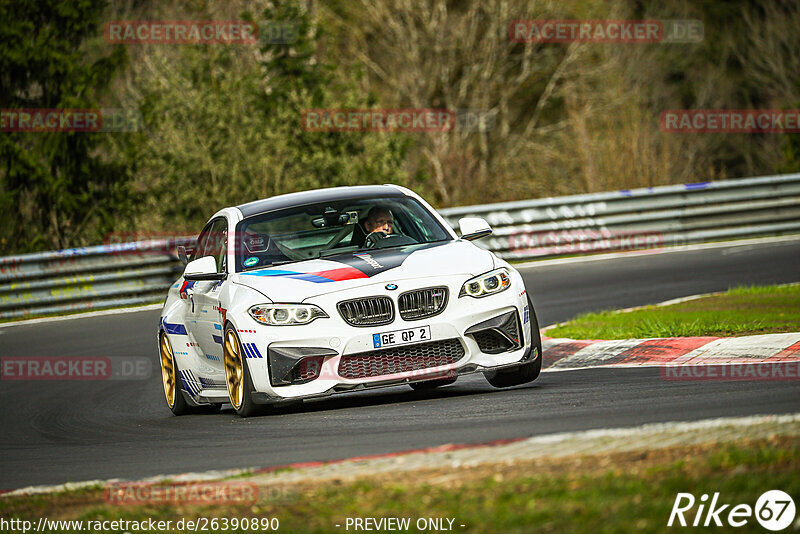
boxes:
[236,185,408,218]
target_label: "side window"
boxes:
[192,222,215,262]
[207,218,227,273]
[193,218,227,273]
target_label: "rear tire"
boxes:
[223,325,262,418]
[485,296,543,388]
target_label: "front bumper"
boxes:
[234,273,534,402]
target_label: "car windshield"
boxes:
[235,196,452,272]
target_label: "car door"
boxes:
[191,217,228,368]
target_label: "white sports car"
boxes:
[158,185,542,416]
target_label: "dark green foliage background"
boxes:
[1,0,797,254]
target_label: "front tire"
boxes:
[485,297,543,388]
[223,325,261,417]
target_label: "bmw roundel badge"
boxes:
[385,283,398,290]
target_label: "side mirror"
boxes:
[184,256,226,281]
[458,217,492,241]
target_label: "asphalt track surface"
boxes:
[1,238,799,489]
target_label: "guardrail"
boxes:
[2,173,799,319]
[438,173,800,260]
[0,239,193,319]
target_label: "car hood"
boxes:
[233,240,494,302]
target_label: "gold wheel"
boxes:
[159,334,177,408]
[224,329,244,410]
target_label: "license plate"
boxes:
[373,325,431,349]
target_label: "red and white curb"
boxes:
[541,332,800,371]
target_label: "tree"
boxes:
[117,0,413,234]
[0,0,131,254]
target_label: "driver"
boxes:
[350,206,394,247]
[364,207,394,235]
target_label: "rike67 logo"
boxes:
[668,490,796,531]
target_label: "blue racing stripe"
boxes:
[212,334,223,345]
[242,343,254,359]
[243,269,299,277]
[179,371,195,395]
[242,269,334,283]
[289,273,335,283]
[250,343,263,358]
[163,320,188,335]
[189,371,201,394]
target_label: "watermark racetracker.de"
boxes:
[1,108,142,132]
[1,357,152,381]
[509,19,703,43]
[104,481,269,506]
[661,110,800,133]
[0,517,280,533]
[104,20,298,45]
[508,230,668,256]
[289,355,458,384]
[302,109,456,132]
[301,108,496,133]
[661,362,800,382]
[104,20,257,44]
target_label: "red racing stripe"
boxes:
[312,266,370,281]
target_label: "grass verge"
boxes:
[1,436,797,533]
[546,284,800,339]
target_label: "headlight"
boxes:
[459,268,511,298]
[248,304,328,326]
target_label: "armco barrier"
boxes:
[0,238,193,319]
[1,173,799,319]
[438,173,800,260]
